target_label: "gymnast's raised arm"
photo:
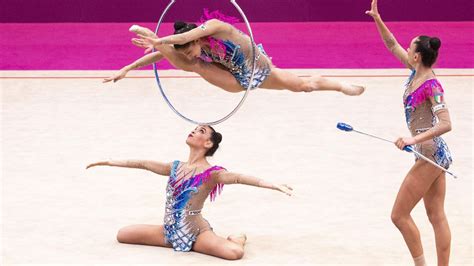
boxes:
[103,51,164,83]
[366,0,413,69]
[86,159,172,176]
[213,170,293,196]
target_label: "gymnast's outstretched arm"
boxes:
[366,0,413,69]
[103,52,164,83]
[213,171,293,196]
[86,160,172,176]
[157,19,230,45]
[132,19,231,53]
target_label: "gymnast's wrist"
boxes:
[157,38,167,45]
[412,135,425,144]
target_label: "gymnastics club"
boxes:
[336,122,457,178]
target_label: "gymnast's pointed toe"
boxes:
[341,84,365,96]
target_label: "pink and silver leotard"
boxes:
[403,71,452,168]
[198,18,272,90]
[164,160,225,251]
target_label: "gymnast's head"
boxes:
[173,21,202,59]
[407,36,441,68]
[186,125,222,157]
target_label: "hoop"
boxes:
[152,0,257,125]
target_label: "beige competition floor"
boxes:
[1,69,472,265]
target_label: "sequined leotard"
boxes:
[164,160,225,251]
[199,22,272,90]
[403,71,452,168]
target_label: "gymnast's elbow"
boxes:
[436,121,452,136]
[444,121,452,133]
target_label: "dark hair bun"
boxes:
[214,132,222,144]
[415,35,441,67]
[174,21,187,31]
[173,21,197,36]
[205,126,223,157]
[429,37,441,51]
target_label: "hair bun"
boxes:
[215,132,223,144]
[429,37,441,51]
[174,21,187,31]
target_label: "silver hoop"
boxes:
[152,0,257,125]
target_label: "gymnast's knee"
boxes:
[224,246,244,260]
[426,209,447,226]
[285,81,312,92]
[311,76,327,89]
[296,76,325,92]
[391,211,409,228]
[116,227,133,243]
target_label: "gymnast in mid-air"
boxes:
[86,125,292,260]
[104,10,365,96]
[366,0,453,265]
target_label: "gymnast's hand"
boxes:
[132,34,163,54]
[103,68,128,83]
[394,137,416,150]
[86,161,109,169]
[273,184,293,196]
[365,0,380,18]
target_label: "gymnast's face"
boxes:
[407,37,420,66]
[178,41,202,60]
[186,125,213,150]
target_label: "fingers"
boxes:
[394,138,401,149]
[86,162,105,169]
[132,38,154,53]
[366,0,378,17]
[132,38,150,47]
[137,34,155,44]
[137,34,159,43]
[131,38,146,47]
[278,184,293,196]
[103,75,121,83]
[137,34,148,40]
[280,188,291,196]
[394,138,405,150]
[365,11,376,17]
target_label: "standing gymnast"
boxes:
[105,10,365,96]
[86,125,292,260]
[366,1,453,265]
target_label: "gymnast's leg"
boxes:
[260,67,365,95]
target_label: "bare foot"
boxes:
[340,84,365,96]
[129,25,156,38]
[227,234,247,246]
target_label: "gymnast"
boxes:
[86,125,292,260]
[367,1,453,265]
[104,10,365,96]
